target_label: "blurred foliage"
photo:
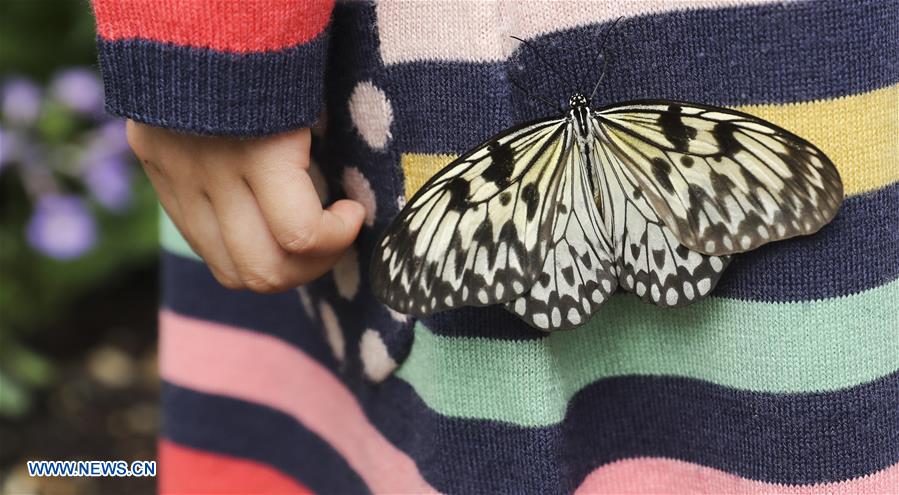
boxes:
[0,1,159,419]
[0,0,98,79]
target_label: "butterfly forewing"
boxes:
[595,101,843,255]
[370,118,569,316]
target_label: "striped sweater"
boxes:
[93,0,898,493]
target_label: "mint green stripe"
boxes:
[395,281,899,427]
[160,209,201,261]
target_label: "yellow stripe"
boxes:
[401,85,898,198]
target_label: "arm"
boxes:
[92,0,364,292]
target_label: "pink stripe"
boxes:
[575,458,899,494]
[159,310,435,494]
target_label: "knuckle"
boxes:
[240,265,288,293]
[281,225,318,253]
[213,273,242,290]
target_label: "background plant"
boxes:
[0,1,158,419]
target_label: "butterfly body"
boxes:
[371,93,843,331]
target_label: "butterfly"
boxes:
[369,36,843,332]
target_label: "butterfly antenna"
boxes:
[589,16,625,102]
[509,77,563,114]
[510,36,574,92]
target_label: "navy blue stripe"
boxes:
[370,373,899,492]
[715,184,899,301]
[162,383,370,495]
[97,32,328,136]
[326,0,899,153]
[161,254,335,361]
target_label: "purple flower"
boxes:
[82,120,130,164]
[2,77,42,125]
[26,195,97,260]
[85,156,132,211]
[49,68,104,116]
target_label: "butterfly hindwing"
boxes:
[591,132,730,307]
[505,129,618,330]
[370,118,569,316]
[595,101,843,255]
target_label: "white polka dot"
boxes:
[332,247,360,300]
[551,308,561,327]
[697,278,712,295]
[709,256,724,272]
[342,167,377,227]
[360,329,397,382]
[533,313,549,329]
[625,274,634,288]
[651,285,661,302]
[319,302,345,362]
[385,306,409,323]
[740,235,752,249]
[567,308,581,325]
[397,195,407,210]
[723,237,733,250]
[349,80,393,150]
[308,158,329,204]
[495,283,504,300]
[601,279,612,292]
[705,240,716,252]
[297,286,316,319]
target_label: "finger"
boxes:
[145,158,242,289]
[139,157,193,252]
[177,192,243,289]
[208,179,345,293]
[243,163,366,257]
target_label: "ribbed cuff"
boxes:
[96,31,328,137]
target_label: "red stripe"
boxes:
[92,0,333,52]
[574,457,899,494]
[159,440,312,494]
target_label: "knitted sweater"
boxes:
[93,0,898,493]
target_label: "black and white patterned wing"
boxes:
[595,101,843,255]
[370,118,569,316]
[504,130,618,330]
[591,128,730,307]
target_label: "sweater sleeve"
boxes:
[92,0,334,136]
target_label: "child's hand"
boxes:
[127,121,365,293]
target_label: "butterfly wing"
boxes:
[590,128,730,307]
[504,129,618,330]
[594,101,843,255]
[371,118,570,316]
